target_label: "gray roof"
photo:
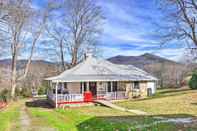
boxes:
[46,55,157,82]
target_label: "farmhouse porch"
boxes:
[47,81,153,108]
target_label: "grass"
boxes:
[0,101,22,131]
[21,89,197,130]
[1,88,197,130]
[28,106,132,131]
[27,105,179,131]
[116,88,197,116]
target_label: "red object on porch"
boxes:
[84,91,93,102]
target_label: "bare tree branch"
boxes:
[157,0,197,58]
[0,0,50,99]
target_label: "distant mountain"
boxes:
[0,59,54,66]
[108,53,187,87]
[0,59,59,90]
[0,53,182,71]
[0,59,69,77]
[0,59,56,69]
[108,53,180,69]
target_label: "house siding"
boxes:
[65,81,150,98]
[125,82,132,97]
[139,82,148,98]
[67,82,81,94]
[125,81,149,99]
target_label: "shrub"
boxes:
[189,72,197,89]
[38,86,47,95]
[15,87,22,98]
[20,87,32,98]
[0,89,11,102]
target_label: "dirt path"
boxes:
[20,106,31,131]
[18,100,57,131]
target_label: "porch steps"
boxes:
[94,100,147,115]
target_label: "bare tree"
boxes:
[43,1,67,71]
[0,0,49,99]
[44,0,103,69]
[62,0,103,66]
[157,0,197,57]
[46,21,67,71]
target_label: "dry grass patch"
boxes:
[116,89,197,116]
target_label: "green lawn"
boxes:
[0,101,22,131]
[1,88,197,131]
[27,106,177,131]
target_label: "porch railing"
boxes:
[47,91,128,103]
[47,91,84,102]
[97,91,128,100]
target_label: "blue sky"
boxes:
[32,0,186,61]
[96,0,185,61]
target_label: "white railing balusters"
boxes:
[97,91,127,100]
[48,91,127,104]
[48,93,84,102]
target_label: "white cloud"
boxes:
[98,1,136,24]
[101,22,159,49]
[99,1,160,50]
[153,48,186,61]
[116,34,158,45]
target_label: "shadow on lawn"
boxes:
[76,114,197,131]
[191,103,197,106]
[25,99,53,109]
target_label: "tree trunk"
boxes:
[59,38,65,71]
[71,56,77,67]
[71,48,78,67]
[11,52,17,99]
[11,79,16,99]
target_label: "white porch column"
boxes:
[49,81,52,87]
[111,81,113,92]
[82,82,84,93]
[87,82,89,91]
[55,82,59,108]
